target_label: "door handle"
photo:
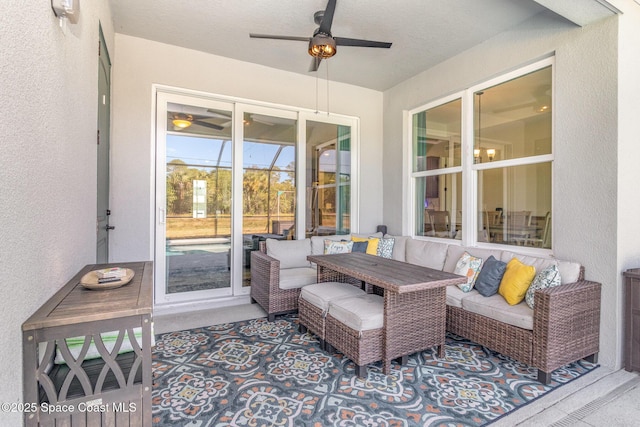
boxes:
[105,225,115,231]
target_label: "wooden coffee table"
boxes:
[307,252,466,374]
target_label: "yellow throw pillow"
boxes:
[351,236,380,256]
[498,258,536,305]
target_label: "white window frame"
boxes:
[406,57,554,254]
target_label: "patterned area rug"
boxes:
[151,315,597,426]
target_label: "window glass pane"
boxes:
[273,145,295,171]
[474,67,551,163]
[415,172,462,239]
[478,162,552,248]
[412,99,462,172]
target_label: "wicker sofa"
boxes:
[388,235,601,384]
[251,233,601,384]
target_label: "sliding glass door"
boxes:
[155,92,358,306]
[156,93,235,303]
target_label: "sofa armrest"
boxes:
[532,280,601,373]
[250,250,281,294]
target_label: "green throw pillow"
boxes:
[525,264,562,309]
[377,237,395,258]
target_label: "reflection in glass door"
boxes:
[239,109,297,288]
[156,93,235,303]
[306,121,351,236]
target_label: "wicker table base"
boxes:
[308,253,466,375]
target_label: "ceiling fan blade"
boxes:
[205,109,232,119]
[318,0,337,34]
[249,34,310,42]
[193,120,224,131]
[334,37,392,48]
[309,56,322,72]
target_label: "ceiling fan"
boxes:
[250,0,392,72]
[169,113,225,131]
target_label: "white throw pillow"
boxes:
[454,252,483,292]
[324,240,353,254]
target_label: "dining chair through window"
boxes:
[507,210,533,245]
[426,210,451,238]
[523,212,551,248]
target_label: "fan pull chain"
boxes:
[315,70,319,114]
[326,60,330,115]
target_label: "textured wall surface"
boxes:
[0,2,114,425]
[383,10,627,369]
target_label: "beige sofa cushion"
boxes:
[405,239,449,270]
[352,231,383,239]
[267,238,311,269]
[556,261,582,284]
[443,245,503,274]
[278,267,317,290]
[461,293,534,330]
[328,294,384,331]
[446,285,478,308]
[500,251,554,274]
[386,235,410,262]
[500,251,582,284]
[300,282,366,311]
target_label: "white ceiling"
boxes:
[107,0,614,91]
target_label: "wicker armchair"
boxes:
[250,241,316,321]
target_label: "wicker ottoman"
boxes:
[298,282,366,350]
[325,293,384,377]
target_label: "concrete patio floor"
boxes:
[156,304,639,426]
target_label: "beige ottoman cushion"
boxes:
[300,282,366,312]
[328,294,384,331]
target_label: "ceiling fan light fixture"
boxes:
[309,33,336,58]
[172,114,193,129]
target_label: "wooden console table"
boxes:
[22,261,153,427]
[308,253,466,374]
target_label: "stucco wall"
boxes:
[110,35,384,264]
[383,11,621,369]
[0,2,114,425]
[616,6,640,269]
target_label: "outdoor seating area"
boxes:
[251,232,601,383]
[10,2,640,426]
